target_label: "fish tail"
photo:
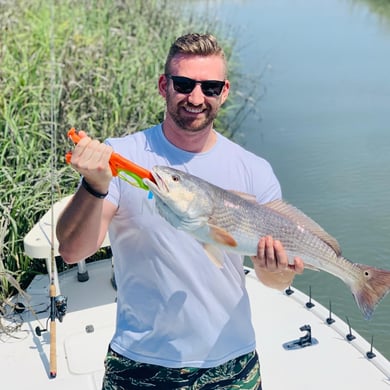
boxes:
[352,263,390,320]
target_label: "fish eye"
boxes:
[172,174,180,182]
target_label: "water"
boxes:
[193,0,390,359]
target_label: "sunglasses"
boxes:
[166,74,226,97]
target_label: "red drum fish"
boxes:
[144,166,390,320]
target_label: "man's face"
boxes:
[159,54,230,133]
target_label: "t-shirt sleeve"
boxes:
[254,160,282,203]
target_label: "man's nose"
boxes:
[187,84,205,105]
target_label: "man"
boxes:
[57,33,304,389]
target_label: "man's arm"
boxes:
[251,236,304,290]
[56,132,116,264]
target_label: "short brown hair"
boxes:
[164,33,227,75]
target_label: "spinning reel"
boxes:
[35,295,68,337]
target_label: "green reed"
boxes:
[0,0,254,298]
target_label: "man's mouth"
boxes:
[183,104,206,114]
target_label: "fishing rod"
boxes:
[47,0,58,377]
[33,1,69,378]
[32,5,69,369]
[48,0,59,378]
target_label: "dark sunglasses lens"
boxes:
[201,81,225,97]
[169,75,225,97]
[171,77,196,94]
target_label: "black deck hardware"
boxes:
[77,260,90,282]
[14,302,26,314]
[285,285,294,296]
[282,324,319,350]
[326,300,335,325]
[305,286,315,308]
[366,336,376,359]
[346,317,356,341]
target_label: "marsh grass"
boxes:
[0,0,256,300]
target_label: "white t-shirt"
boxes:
[105,124,281,368]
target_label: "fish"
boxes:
[144,165,390,320]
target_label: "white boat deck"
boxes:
[2,196,390,389]
[1,260,115,389]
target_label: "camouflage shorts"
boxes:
[102,346,262,390]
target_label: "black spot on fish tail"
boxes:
[352,264,390,320]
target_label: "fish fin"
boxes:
[264,200,342,256]
[303,263,320,272]
[229,190,257,202]
[208,224,238,247]
[351,263,390,319]
[203,244,224,268]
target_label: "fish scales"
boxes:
[212,188,366,288]
[209,187,337,263]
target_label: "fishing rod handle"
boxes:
[49,283,57,378]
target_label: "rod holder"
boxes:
[283,324,319,350]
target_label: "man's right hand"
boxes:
[69,130,113,194]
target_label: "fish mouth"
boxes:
[145,168,169,194]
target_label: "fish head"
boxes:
[144,166,214,231]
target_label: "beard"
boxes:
[171,109,216,132]
[165,91,219,132]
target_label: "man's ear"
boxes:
[220,79,230,105]
[158,74,168,98]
